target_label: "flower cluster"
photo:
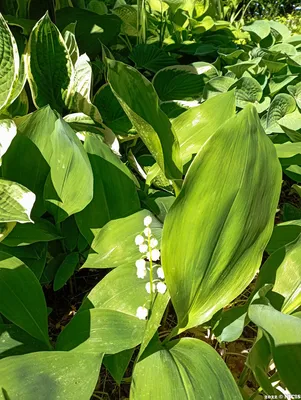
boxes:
[134,215,167,321]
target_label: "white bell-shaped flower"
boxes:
[136,264,147,279]
[136,306,148,320]
[136,259,146,269]
[157,281,167,294]
[151,249,160,261]
[135,235,144,245]
[139,244,148,253]
[157,267,164,279]
[145,282,156,294]
[144,227,151,236]
[150,238,158,248]
[144,216,152,226]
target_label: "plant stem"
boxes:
[148,230,154,305]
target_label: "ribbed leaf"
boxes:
[131,338,242,400]
[26,12,73,112]
[107,59,182,180]
[0,13,20,111]
[162,105,282,333]
[0,179,35,223]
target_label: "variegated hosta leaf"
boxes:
[0,179,35,223]
[66,53,102,123]
[0,118,17,162]
[0,13,20,111]
[26,12,73,113]
[62,22,79,65]
[162,105,282,333]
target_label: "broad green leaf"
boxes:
[230,76,262,108]
[130,44,178,73]
[162,105,282,333]
[0,351,101,400]
[0,222,16,243]
[0,180,35,223]
[3,218,61,246]
[82,210,162,269]
[26,12,73,112]
[2,106,56,217]
[56,7,121,58]
[93,84,131,136]
[269,20,291,41]
[268,74,297,96]
[246,329,276,395]
[0,252,50,346]
[283,203,301,221]
[75,132,140,243]
[258,235,301,314]
[0,14,19,111]
[249,290,301,393]
[203,76,236,99]
[53,252,79,291]
[104,348,135,384]
[243,20,270,41]
[194,0,209,17]
[44,118,93,223]
[288,82,301,109]
[275,141,301,165]
[61,216,79,252]
[107,59,182,180]
[266,220,301,254]
[270,43,297,57]
[0,119,16,163]
[213,306,247,343]
[56,309,145,354]
[172,91,236,165]
[266,94,296,134]
[0,323,48,359]
[131,338,242,400]
[7,88,29,117]
[225,58,261,79]
[153,63,218,101]
[113,6,137,36]
[80,263,150,316]
[87,0,107,14]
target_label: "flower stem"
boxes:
[148,230,154,305]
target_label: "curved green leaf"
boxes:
[44,118,93,223]
[82,210,162,269]
[162,105,282,333]
[107,59,182,180]
[56,309,145,354]
[266,93,296,134]
[0,351,101,400]
[172,91,236,165]
[130,44,178,73]
[230,76,262,108]
[153,63,217,101]
[0,180,35,223]
[0,14,20,111]
[0,252,49,346]
[131,338,242,400]
[53,252,79,291]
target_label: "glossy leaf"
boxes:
[266,220,301,254]
[249,290,301,393]
[56,309,145,354]
[266,94,296,134]
[0,14,19,111]
[82,210,162,269]
[75,132,140,243]
[53,252,79,291]
[0,252,50,346]
[131,338,242,400]
[162,105,282,333]
[153,63,218,101]
[3,218,61,246]
[172,90,236,165]
[107,59,182,180]
[26,12,72,112]
[130,44,178,73]
[44,118,93,223]
[230,76,262,108]
[0,351,101,399]
[0,180,35,223]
